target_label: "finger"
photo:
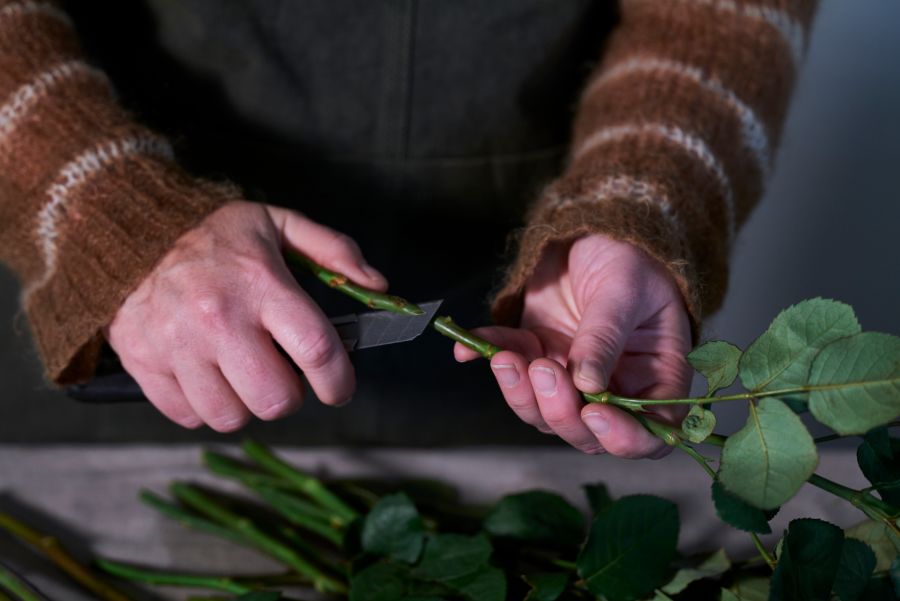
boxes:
[453,326,544,363]
[567,293,641,394]
[261,282,355,406]
[135,371,202,429]
[217,325,305,421]
[580,403,669,459]
[174,361,251,432]
[528,358,605,454]
[488,351,549,430]
[268,206,388,291]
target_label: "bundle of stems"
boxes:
[0,439,361,600]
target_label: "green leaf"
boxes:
[720,589,740,601]
[414,534,492,582]
[577,495,679,601]
[350,561,411,601]
[361,493,426,563]
[682,405,717,443]
[445,565,506,601]
[688,340,742,395]
[846,520,900,571]
[711,480,777,533]
[728,576,770,601]
[483,491,584,548]
[718,398,818,509]
[739,299,860,409]
[660,549,730,595]
[808,332,900,435]
[770,518,844,601]
[583,483,613,515]
[857,429,900,506]
[833,538,877,601]
[523,573,568,601]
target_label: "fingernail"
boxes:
[575,360,606,391]
[491,363,520,387]
[583,412,610,436]
[530,366,557,395]
[536,423,553,434]
[360,262,385,282]
[334,395,353,407]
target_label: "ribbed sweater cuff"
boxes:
[25,155,236,384]
[491,181,702,338]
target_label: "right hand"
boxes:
[104,200,387,432]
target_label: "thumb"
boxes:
[267,205,388,291]
[567,293,639,394]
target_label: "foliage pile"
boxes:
[1,263,899,601]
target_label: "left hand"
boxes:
[455,233,693,458]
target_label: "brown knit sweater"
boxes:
[0,0,816,384]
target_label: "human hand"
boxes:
[455,234,692,458]
[104,200,387,431]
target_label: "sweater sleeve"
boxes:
[0,1,239,384]
[492,0,819,331]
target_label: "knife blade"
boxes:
[67,299,443,403]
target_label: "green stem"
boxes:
[551,558,578,571]
[140,490,248,546]
[0,511,130,601]
[253,486,344,545]
[749,534,777,570]
[95,559,252,594]
[704,433,728,448]
[287,251,423,315]
[674,439,775,569]
[432,316,501,358]
[0,561,43,601]
[241,440,358,523]
[675,441,716,478]
[808,475,900,534]
[170,483,346,594]
[202,451,295,491]
[203,451,344,528]
[235,571,311,587]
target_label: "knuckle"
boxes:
[187,290,231,330]
[254,389,303,421]
[294,328,339,372]
[256,399,292,421]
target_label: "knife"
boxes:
[66,299,443,403]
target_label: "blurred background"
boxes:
[0,0,897,444]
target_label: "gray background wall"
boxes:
[0,0,898,443]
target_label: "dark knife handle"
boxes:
[67,315,360,403]
[66,344,144,403]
